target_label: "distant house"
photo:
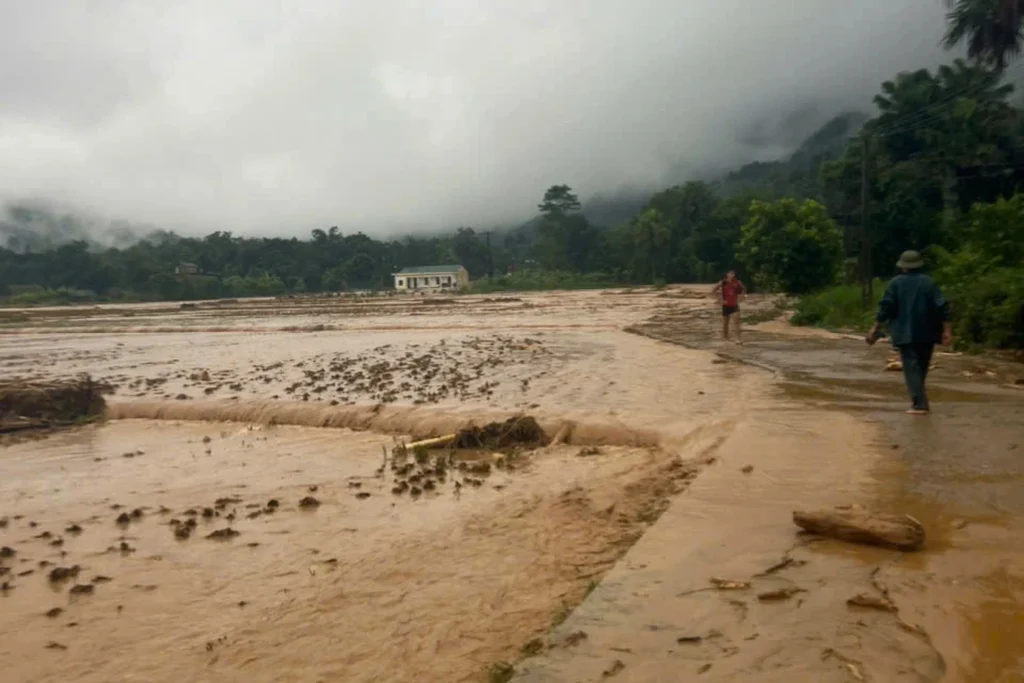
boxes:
[175,262,199,275]
[393,265,469,292]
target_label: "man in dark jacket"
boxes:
[866,250,952,415]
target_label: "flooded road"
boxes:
[1,288,1022,682]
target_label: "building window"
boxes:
[398,279,404,286]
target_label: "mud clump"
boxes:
[298,496,321,509]
[0,546,15,559]
[206,528,240,541]
[0,375,106,428]
[48,566,81,583]
[69,584,95,596]
[44,607,64,618]
[453,416,549,451]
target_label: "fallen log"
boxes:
[405,434,456,451]
[792,505,925,551]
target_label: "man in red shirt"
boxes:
[711,270,745,343]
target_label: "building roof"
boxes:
[395,265,464,274]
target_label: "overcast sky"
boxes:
[0,0,953,237]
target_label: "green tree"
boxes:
[738,199,843,293]
[628,209,671,283]
[534,185,597,271]
[538,185,581,218]
[451,227,491,277]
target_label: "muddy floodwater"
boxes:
[1,288,1021,682]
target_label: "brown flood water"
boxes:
[1,288,1022,682]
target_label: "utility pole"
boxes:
[484,230,494,279]
[860,134,872,310]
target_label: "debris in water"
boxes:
[0,375,106,430]
[115,512,131,526]
[709,577,750,590]
[846,593,896,612]
[45,641,68,651]
[355,492,371,500]
[453,416,550,450]
[64,524,83,535]
[602,659,625,677]
[206,528,240,540]
[792,505,925,551]
[565,630,589,647]
[0,546,15,559]
[298,496,321,509]
[741,465,754,474]
[44,608,63,618]
[757,587,805,601]
[48,566,81,583]
[69,584,95,595]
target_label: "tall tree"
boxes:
[944,0,1024,68]
[629,209,671,283]
[538,185,581,219]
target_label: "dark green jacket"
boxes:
[875,271,950,346]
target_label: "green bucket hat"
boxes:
[897,250,924,269]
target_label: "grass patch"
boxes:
[790,282,884,332]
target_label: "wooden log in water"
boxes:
[792,506,925,551]
[406,434,456,450]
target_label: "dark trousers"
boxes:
[897,343,934,411]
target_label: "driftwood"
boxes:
[406,434,456,451]
[792,505,925,551]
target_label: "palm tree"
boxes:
[944,0,1024,68]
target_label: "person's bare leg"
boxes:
[722,314,729,340]
[734,311,742,344]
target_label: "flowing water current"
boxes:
[0,289,1021,682]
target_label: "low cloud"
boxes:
[0,0,952,236]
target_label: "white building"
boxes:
[393,265,469,292]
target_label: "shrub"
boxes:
[791,281,884,331]
[738,199,844,294]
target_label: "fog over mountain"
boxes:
[0,0,954,239]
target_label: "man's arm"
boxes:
[866,280,897,345]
